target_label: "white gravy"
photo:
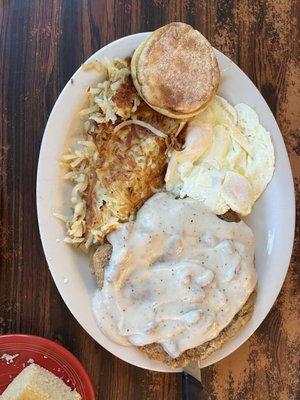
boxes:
[93,192,256,358]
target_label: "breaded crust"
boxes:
[91,211,256,368]
[140,291,256,368]
[131,23,220,118]
[92,243,112,287]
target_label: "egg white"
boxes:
[165,96,275,216]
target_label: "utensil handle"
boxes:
[182,372,204,400]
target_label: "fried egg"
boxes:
[165,96,275,215]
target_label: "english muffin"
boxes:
[131,22,220,119]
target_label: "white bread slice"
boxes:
[1,363,81,400]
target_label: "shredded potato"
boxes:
[59,58,182,248]
[114,119,168,138]
[79,58,140,124]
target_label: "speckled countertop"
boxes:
[0,1,299,399]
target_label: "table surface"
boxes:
[0,0,299,399]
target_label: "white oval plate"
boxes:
[37,33,295,372]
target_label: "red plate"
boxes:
[0,334,95,399]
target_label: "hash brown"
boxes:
[62,60,182,247]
